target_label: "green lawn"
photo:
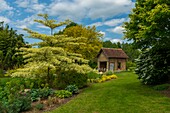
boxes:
[48,72,170,113]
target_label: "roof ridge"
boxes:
[102,48,122,50]
[98,48,128,59]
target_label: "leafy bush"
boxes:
[126,61,136,70]
[0,77,12,87]
[30,87,54,101]
[104,70,114,76]
[24,78,49,89]
[55,90,72,98]
[87,71,101,79]
[56,70,88,89]
[0,69,4,77]
[30,89,40,102]
[153,84,170,91]
[0,93,32,113]
[128,67,136,72]
[0,80,32,113]
[136,50,170,85]
[65,85,79,94]
[0,77,48,89]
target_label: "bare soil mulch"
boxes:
[23,94,78,113]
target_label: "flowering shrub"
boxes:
[88,74,118,83]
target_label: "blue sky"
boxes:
[0,0,136,43]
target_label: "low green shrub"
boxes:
[56,70,88,89]
[0,69,4,77]
[0,77,47,89]
[24,78,49,89]
[128,67,136,72]
[65,85,79,94]
[30,87,54,101]
[153,84,170,91]
[104,70,114,76]
[30,89,40,102]
[87,71,101,79]
[55,90,72,98]
[0,80,32,113]
[126,61,136,70]
[0,93,32,113]
[1,77,22,88]
[0,77,12,87]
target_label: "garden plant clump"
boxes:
[55,90,72,98]
[0,80,32,113]
[88,74,118,83]
[65,84,79,94]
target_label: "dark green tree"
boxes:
[121,43,140,62]
[0,22,25,70]
[103,40,118,48]
[124,0,170,84]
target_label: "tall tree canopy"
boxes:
[124,0,170,84]
[0,22,25,70]
[57,23,103,61]
[55,23,102,68]
[10,14,92,86]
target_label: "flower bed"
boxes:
[88,74,118,83]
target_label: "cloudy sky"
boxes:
[0,0,135,43]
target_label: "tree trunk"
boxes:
[47,67,50,86]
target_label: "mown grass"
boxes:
[48,72,170,113]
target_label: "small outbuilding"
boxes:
[97,48,128,72]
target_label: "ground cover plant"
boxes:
[49,72,170,113]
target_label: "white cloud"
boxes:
[104,18,126,26]
[89,22,103,27]
[99,31,105,37]
[15,15,37,29]
[107,26,125,34]
[0,16,11,23]
[15,0,46,13]
[37,25,49,29]
[104,37,123,43]
[110,39,123,43]
[16,25,27,29]
[0,0,13,12]
[89,18,127,27]
[15,0,30,8]
[47,0,134,21]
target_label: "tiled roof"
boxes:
[97,48,129,58]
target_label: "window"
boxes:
[118,62,121,69]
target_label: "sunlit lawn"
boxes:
[48,72,170,113]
